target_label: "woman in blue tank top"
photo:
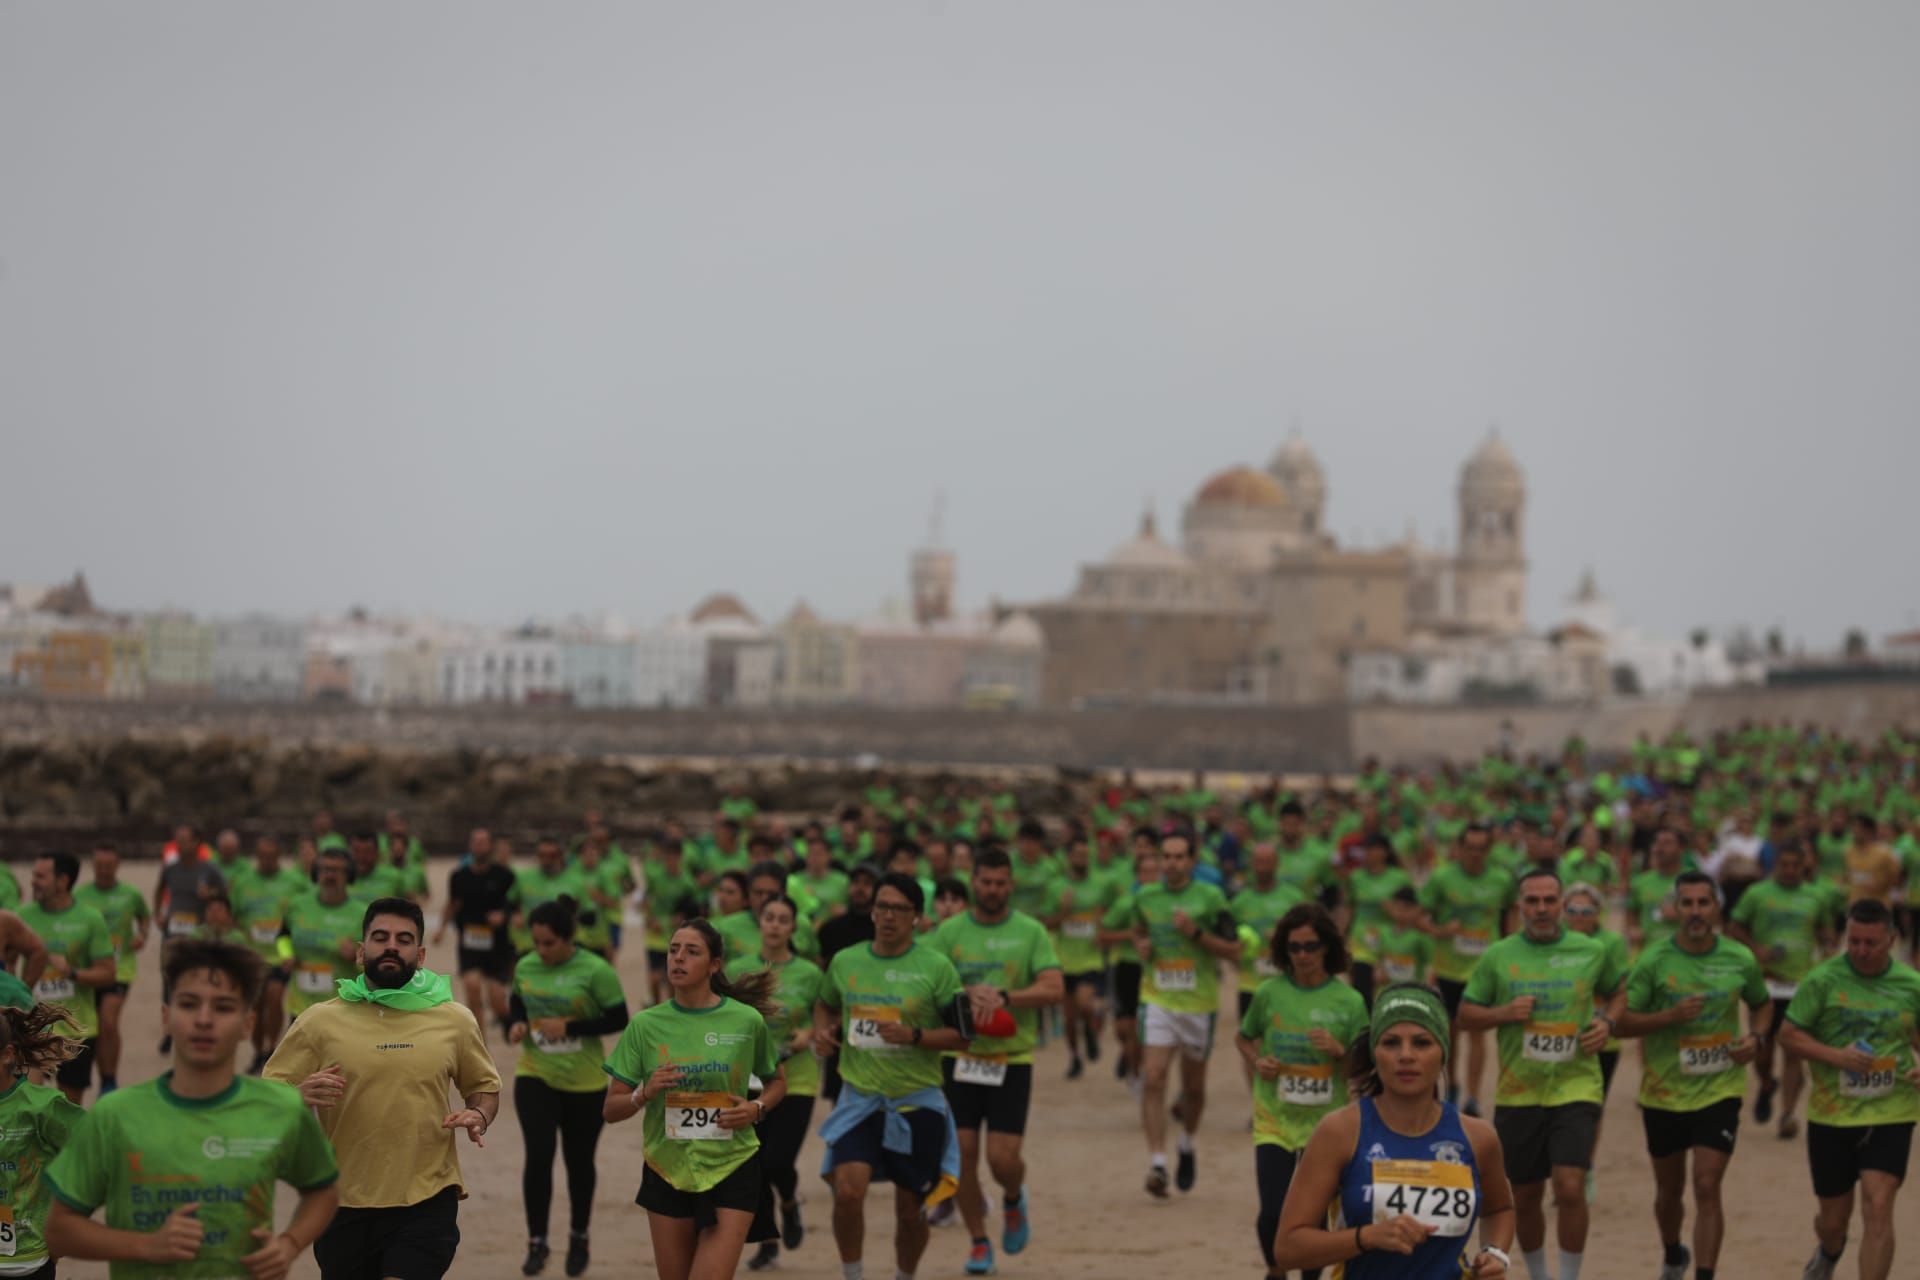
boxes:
[1274,984,1517,1278]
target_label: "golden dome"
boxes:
[1194,466,1287,508]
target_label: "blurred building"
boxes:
[211,616,308,701]
[142,613,214,698]
[776,602,859,706]
[561,637,638,708]
[439,632,564,705]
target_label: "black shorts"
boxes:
[456,946,513,983]
[942,1059,1034,1135]
[1767,998,1793,1040]
[1642,1098,1741,1159]
[1112,962,1143,1020]
[314,1185,460,1280]
[56,1040,97,1092]
[1237,989,1255,1021]
[1599,1049,1620,1098]
[1494,1102,1601,1183]
[827,1106,949,1199]
[1065,970,1108,999]
[1807,1121,1915,1199]
[99,982,130,1001]
[636,1157,764,1234]
[1437,978,1468,1019]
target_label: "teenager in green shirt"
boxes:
[47,938,339,1280]
[508,896,630,1278]
[73,841,147,1097]
[604,918,783,1280]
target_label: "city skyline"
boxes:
[4,5,1916,645]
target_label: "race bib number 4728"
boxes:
[1370,1159,1476,1237]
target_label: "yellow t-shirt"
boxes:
[1845,843,1902,904]
[263,996,501,1208]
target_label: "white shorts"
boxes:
[1142,1004,1216,1061]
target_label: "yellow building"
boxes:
[10,629,146,699]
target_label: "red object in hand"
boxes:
[979,1008,1017,1038]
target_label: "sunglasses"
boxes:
[1564,906,1599,918]
[1287,940,1325,955]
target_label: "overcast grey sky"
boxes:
[4,4,1916,647]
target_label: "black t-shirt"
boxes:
[816,911,876,965]
[448,862,516,939]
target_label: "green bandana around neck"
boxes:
[336,968,453,1010]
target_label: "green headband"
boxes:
[1370,985,1451,1064]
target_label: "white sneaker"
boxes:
[1802,1243,1838,1280]
[1658,1245,1690,1280]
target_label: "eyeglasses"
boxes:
[1287,940,1325,955]
[871,901,916,916]
[1564,906,1599,918]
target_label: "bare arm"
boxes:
[49,1199,201,1265]
[2,913,48,986]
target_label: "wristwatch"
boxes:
[912,1026,924,1045]
[1477,1245,1511,1271]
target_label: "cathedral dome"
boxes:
[1105,511,1191,569]
[1266,434,1324,483]
[1461,432,1524,493]
[1194,466,1287,509]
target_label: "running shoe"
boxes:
[746,1241,779,1272]
[965,1239,996,1275]
[1658,1244,1690,1280]
[1085,1031,1101,1062]
[1802,1242,1838,1280]
[1755,1080,1777,1124]
[1002,1187,1030,1254]
[1114,1053,1129,1081]
[926,1197,956,1227]
[1066,1056,1083,1080]
[1145,1165,1170,1199]
[521,1242,550,1276]
[1175,1149,1196,1192]
[781,1197,804,1250]
[565,1232,589,1277]
[1780,1115,1800,1140]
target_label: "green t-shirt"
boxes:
[791,870,851,919]
[509,865,589,953]
[0,1077,85,1268]
[282,892,365,1016]
[1584,927,1630,1050]
[1239,975,1370,1151]
[1557,848,1618,893]
[1626,936,1768,1112]
[569,861,626,954]
[16,901,114,1039]
[226,865,309,960]
[1375,923,1435,986]
[1010,855,1064,921]
[1461,928,1624,1107]
[698,845,753,884]
[723,952,826,1096]
[513,947,628,1092]
[1275,843,1337,902]
[0,867,19,912]
[1629,870,1681,952]
[1346,868,1414,966]
[603,998,777,1191]
[46,1074,337,1280]
[1783,955,1920,1128]
[1053,872,1122,976]
[73,881,149,984]
[929,911,1061,1064]
[643,862,702,949]
[822,942,963,1097]
[347,863,408,905]
[1419,863,1518,982]
[711,911,764,971]
[1729,879,1826,987]
[1229,882,1306,992]
[1131,879,1234,1014]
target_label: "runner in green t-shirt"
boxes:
[604,918,782,1280]
[642,844,702,1006]
[1628,830,1688,954]
[46,938,338,1280]
[1345,834,1414,1007]
[1235,901,1369,1279]
[73,841,148,1097]
[814,874,970,1280]
[927,848,1064,1273]
[1727,838,1830,1138]
[280,850,365,1019]
[509,840,589,958]
[508,896,630,1277]
[1458,866,1623,1279]
[225,836,309,1072]
[1098,846,1161,1088]
[1053,837,1119,1082]
[722,896,825,1271]
[18,853,117,1105]
[1130,833,1239,1199]
[1618,870,1770,1280]
[1418,825,1517,1115]
[0,1004,87,1275]
[1375,888,1437,986]
[1777,898,1920,1280]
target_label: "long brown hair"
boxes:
[0,1004,83,1074]
[675,919,780,1020]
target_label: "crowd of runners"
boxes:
[0,722,1915,1279]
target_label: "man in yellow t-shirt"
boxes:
[1844,814,1903,905]
[265,895,501,1280]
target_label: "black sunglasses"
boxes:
[1287,940,1325,955]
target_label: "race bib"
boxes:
[664,1091,730,1140]
[1453,929,1490,957]
[1764,978,1798,1002]
[461,925,495,951]
[296,965,334,994]
[1254,956,1282,978]
[249,923,281,945]
[1062,917,1097,940]
[1523,1022,1579,1064]
[953,1054,1008,1087]
[1154,959,1197,992]
[1841,1057,1899,1100]
[1381,958,1418,984]
[1678,1032,1733,1076]
[1276,1062,1334,1107]
[0,1204,13,1257]
[167,914,199,937]
[532,1029,582,1056]
[33,976,75,1003]
[1370,1159,1476,1237]
[849,1004,903,1050]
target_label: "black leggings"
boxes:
[749,1092,817,1243]
[514,1076,606,1240]
[1255,1144,1321,1279]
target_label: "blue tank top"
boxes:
[1337,1097,1481,1280]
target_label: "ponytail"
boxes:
[676,918,782,1021]
[0,1004,83,1074]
